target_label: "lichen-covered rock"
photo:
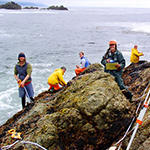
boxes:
[0,63,140,150]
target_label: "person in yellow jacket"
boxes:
[48,66,67,92]
[130,45,144,63]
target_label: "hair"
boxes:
[79,51,84,55]
[61,66,66,71]
[18,52,26,61]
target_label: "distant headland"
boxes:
[0,1,21,10]
[47,5,68,10]
[0,1,68,10]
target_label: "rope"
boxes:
[1,140,20,150]
[1,140,47,150]
[21,141,47,150]
[111,82,150,149]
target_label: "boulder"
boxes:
[0,62,149,150]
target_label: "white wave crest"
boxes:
[0,87,17,109]
[32,63,53,68]
[131,23,150,33]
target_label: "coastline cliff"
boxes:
[0,62,150,150]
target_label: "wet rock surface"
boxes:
[0,62,149,150]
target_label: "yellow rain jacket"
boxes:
[48,68,67,86]
[130,48,143,63]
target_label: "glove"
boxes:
[17,80,24,87]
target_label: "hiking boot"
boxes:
[122,89,133,102]
[48,87,54,93]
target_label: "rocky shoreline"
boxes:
[0,1,68,11]
[0,62,149,150]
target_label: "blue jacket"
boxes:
[80,56,90,68]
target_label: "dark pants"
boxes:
[105,70,133,101]
[21,97,34,109]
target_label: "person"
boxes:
[130,45,144,63]
[14,52,34,109]
[48,66,67,93]
[101,41,133,101]
[75,51,90,76]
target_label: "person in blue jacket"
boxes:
[75,51,90,75]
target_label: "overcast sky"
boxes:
[13,0,150,7]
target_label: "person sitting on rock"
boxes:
[130,45,144,63]
[101,40,133,101]
[48,66,67,93]
[75,51,90,76]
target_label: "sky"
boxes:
[4,0,150,7]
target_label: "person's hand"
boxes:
[106,59,110,63]
[18,80,25,88]
[115,64,121,71]
[67,81,71,87]
[76,65,80,68]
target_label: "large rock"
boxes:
[1,62,149,150]
[0,1,21,10]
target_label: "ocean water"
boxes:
[0,7,150,125]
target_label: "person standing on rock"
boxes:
[14,52,34,109]
[101,41,133,101]
[130,45,144,63]
[48,66,67,93]
[75,51,90,76]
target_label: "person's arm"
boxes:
[133,49,143,56]
[58,72,67,86]
[117,52,125,69]
[101,56,108,66]
[14,65,20,82]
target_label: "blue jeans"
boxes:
[19,82,34,98]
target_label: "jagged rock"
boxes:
[0,1,21,10]
[121,61,150,150]
[0,62,149,150]
[47,5,68,10]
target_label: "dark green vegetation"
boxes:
[0,1,21,9]
[47,5,68,10]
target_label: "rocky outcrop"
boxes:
[0,62,150,150]
[47,5,68,10]
[0,1,21,10]
[23,6,38,9]
[121,61,150,150]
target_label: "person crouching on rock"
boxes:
[14,52,34,109]
[48,66,67,93]
[101,41,133,101]
[130,45,144,64]
[75,51,90,76]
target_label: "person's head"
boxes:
[110,47,116,53]
[109,40,117,49]
[61,66,66,73]
[134,45,138,49]
[79,51,84,58]
[18,52,26,62]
